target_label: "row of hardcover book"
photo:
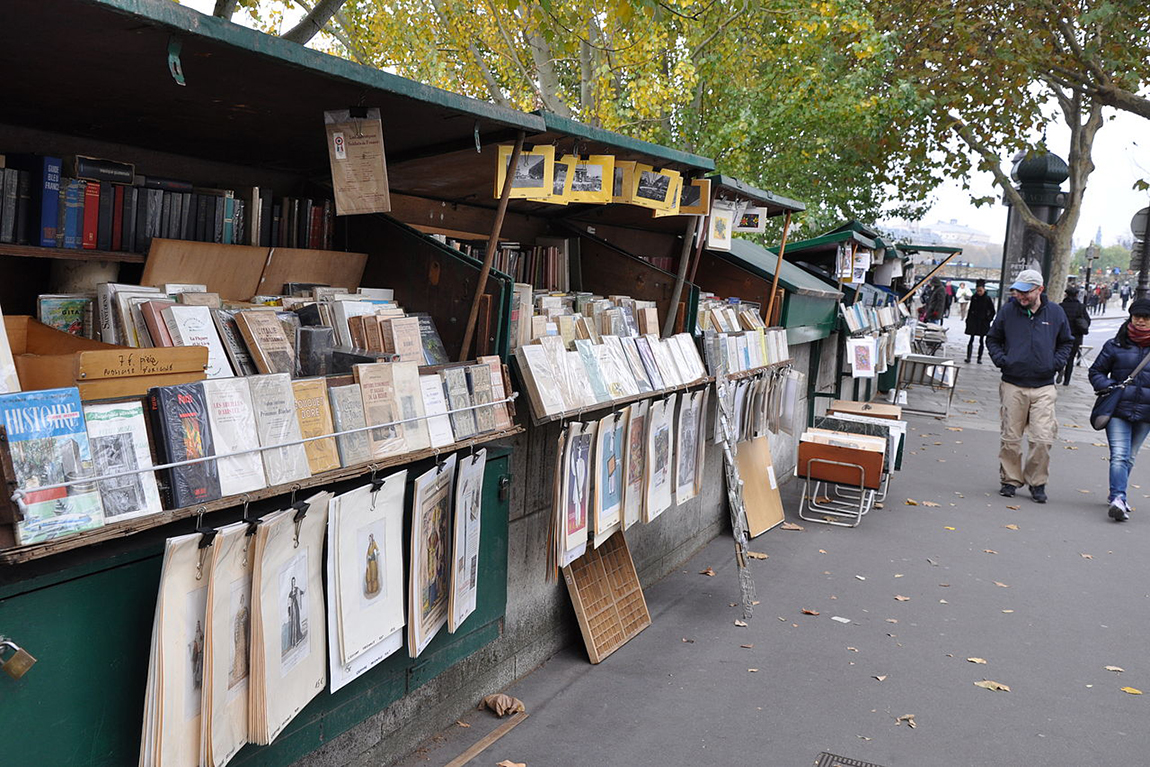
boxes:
[507,284,660,352]
[1,357,511,546]
[0,153,333,252]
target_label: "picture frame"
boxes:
[611,160,637,204]
[734,205,768,233]
[527,153,576,205]
[567,154,616,204]
[494,144,555,199]
[629,164,681,211]
[707,203,735,250]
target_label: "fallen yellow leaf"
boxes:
[1065,445,1079,450]
[699,567,715,576]
[1105,665,1124,673]
[1093,442,1106,447]
[1006,505,1020,510]
[456,721,471,727]
[875,502,884,509]
[847,646,859,652]
[967,657,988,664]
[1002,609,1014,613]
[740,644,754,649]
[905,499,920,506]
[896,713,917,728]
[818,549,827,554]
[1122,686,1143,695]
[781,521,804,531]
[923,501,941,507]
[894,595,910,601]
[873,675,887,681]
[886,618,898,623]
[747,551,768,560]
[734,619,747,627]
[1081,553,1094,559]
[974,680,1011,692]
[944,526,956,530]
[748,668,759,672]
[947,427,963,432]
[994,582,1010,588]
[801,608,820,615]
[984,549,998,554]
[497,762,526,767]
[1004,524,1020,530]
[1078,489,1092,494]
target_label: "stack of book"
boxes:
[0,152,334,253]
[698,297,790,376]
[445,237,574,292]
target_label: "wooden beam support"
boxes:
[898,250,963,304]
[764,211,792,324]
[458,131,524,361]
[662,215,699,338]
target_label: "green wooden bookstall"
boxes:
[0,1,554,763]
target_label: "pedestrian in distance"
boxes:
[1088,298,1150,522]
[986,269,1074,503]
[1058,286,1090,385]
[921,277,946,325]
[1121,283,1131,312]
[944,280,955,317]
[964,279,995,364]
[956,281,973,320]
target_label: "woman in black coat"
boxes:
[1088,298,1150,521]
[964,279,996,363]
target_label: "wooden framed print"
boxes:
[680,178,711,215]
[494,144,555,199]
[528,153,576,205]
[651,174,683,218]
[707,203,735,250]
[568,155,616,204]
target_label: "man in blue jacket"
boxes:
[986,269,1074,503]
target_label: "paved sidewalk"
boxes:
[398,322,1150,767]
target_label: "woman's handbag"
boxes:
[1091,350,1150,430]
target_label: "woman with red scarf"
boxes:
[1089,298,1150,521]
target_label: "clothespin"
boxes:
[195,507,215,580]
[291,499,310,549]
[241,494,260,537]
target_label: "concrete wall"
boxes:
[297,341,817,767]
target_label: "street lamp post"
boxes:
[1085,242,1098,298]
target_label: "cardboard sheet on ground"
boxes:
[736,436,785,537]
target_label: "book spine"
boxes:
[195,194,209,242]
[96,283,116,344]
[139,175,194,193]
[82,181,100,249]
[134,188,149,252]
[213,195,224,243]
[323,199,334,249]
[54,175,68,247]
[121,186,137,253]
[180,192,194,240]
[270,202,281,247]
[14,170,31,245]
[96,182,114,251]
[233,198,244,246]
[63,180,84,248]
[0,169,17,244]
[309,204,323,249]
[299,199,311,248]
[221,194,235,245]
[73,155,134,184]
[259,190,273,247]
[159,192,172,241]
[290,198,300,247]
[110,184,125,251]
[35,157,62,247]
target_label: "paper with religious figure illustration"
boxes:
[141,532,212,767]
[559,421,595,566]
[332,471,407,669]
[449,449,486,632]
[644,395,676,521]
[592,412,626,548]
[409,455,456,658]
[202,522,252,767]
[675,392,700,505]
[249,491,331,745]
[621,403,646,531]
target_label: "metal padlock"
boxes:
[0,640,36,680]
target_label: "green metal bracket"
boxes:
[167,36,185,86]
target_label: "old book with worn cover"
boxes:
[419,374,456,448]
[249,373,312,487]
[162,304,234,378]
[211,308,260,377]
[0,387,104,544]
[412,313,450,365]
[466,364,497,435]
[328,383,373,467]
[148,382,222,509]
[440,365,477,440]
[83,399,162,522]
[393,361,430,452]
[37,293,92,336]
[203,377,267,497]
[389,316,423,363]
[235,309,294,376]
[477,355,512,431]
[291,378,340,474]
[354,362,407,459]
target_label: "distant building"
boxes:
[883,219,993,247]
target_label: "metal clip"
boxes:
[289,483,301,506]
[474,121,482,153]
[167,36,186,87]
[291,500,310,549]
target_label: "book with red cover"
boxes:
[82,181,100,249]
[141,300,177,347]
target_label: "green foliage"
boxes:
[1071,243,1133,275]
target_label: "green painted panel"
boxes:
[0,452,511,767]
[782,293,837,344]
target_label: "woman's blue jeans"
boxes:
[1106,417,1150,501]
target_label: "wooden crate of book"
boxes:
[5,316,207,401]
[797,429,885,490]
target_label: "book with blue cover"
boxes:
[0,387,105,544]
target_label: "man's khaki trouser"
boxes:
[999,381,1058,487]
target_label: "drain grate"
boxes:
[814,753,886,767]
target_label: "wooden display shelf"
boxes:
[0,242,146,264]
[722,359,794,382]
[0,424,523,565]
[530,378,710,426]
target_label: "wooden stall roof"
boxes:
[716,239,842,300]
[3,0,546,179]
[707,174,806,216]
[770,229,878,258]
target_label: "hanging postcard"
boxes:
[847,336,877,378]
[651,174,684,218]
[612,160,637,204]
[527,153,576,205]
[734,206,768,233]
[449,449,486,632]
[202,522,251,767]
[567,155,616,204]
[707,203,735,251]
[493,144,555,200]
[324,108,390,215]
[836,244,853,281]
[592,411,626,548]
[559,420,594,567]
[680,178,711,216]
[629,164,682,211]
[408,455,456,658]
